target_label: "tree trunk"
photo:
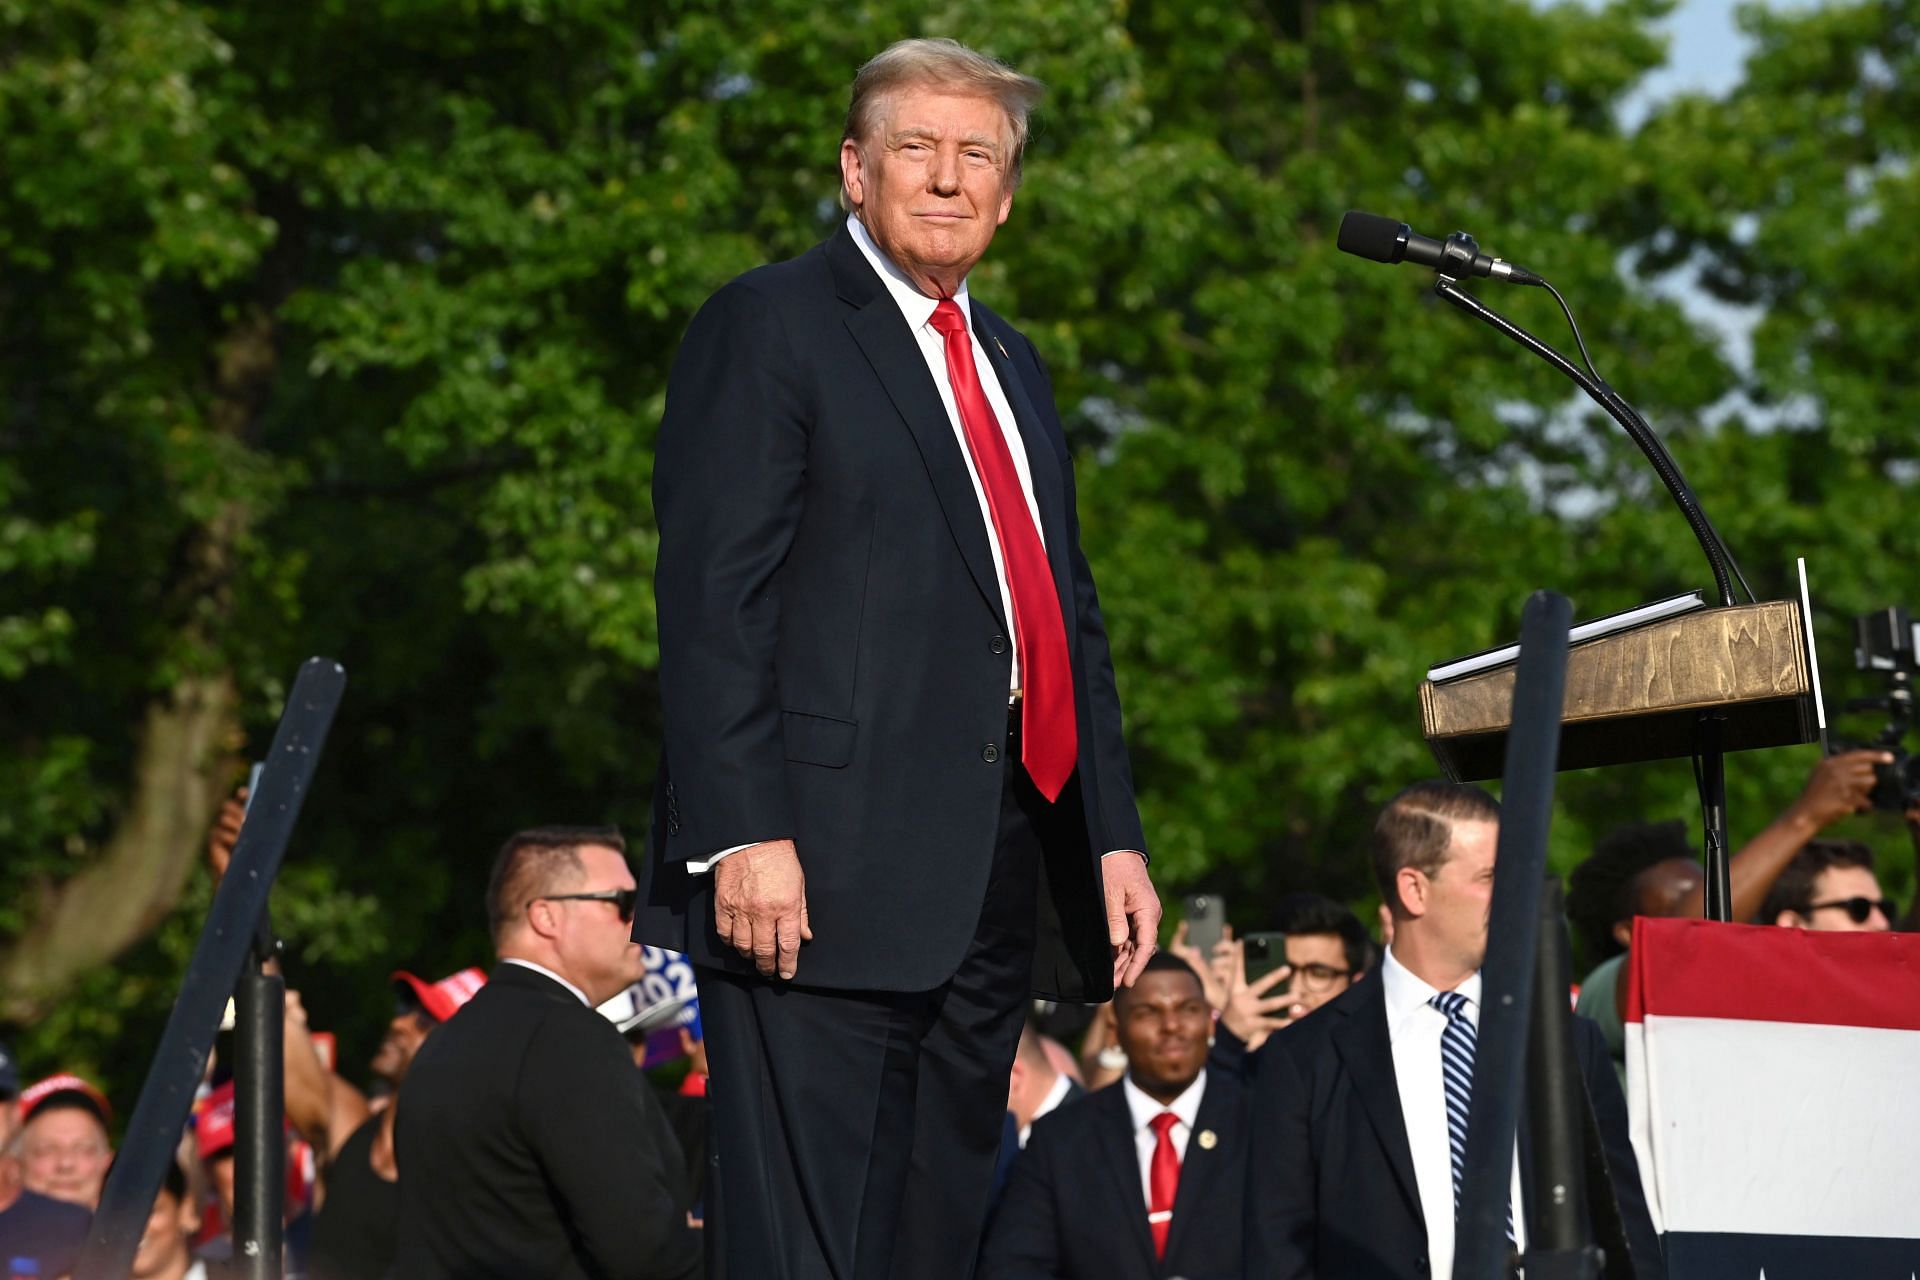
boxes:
[0,307,275,1020]
[0,672,237,1021]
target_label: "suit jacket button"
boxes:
[989,634,1008,655]
[982,744,1000,763]
[669,820,681,835]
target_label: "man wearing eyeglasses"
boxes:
[389,826,700,1280]
[1760,838,1897,932]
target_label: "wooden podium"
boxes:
[1421,600,1820,782]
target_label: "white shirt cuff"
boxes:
[686,843,757,875]
[1103,849,1148,866]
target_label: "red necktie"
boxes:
[927,299,1077,801]
[1147,1111,1181,1258]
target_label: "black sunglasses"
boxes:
[1805,895,1897,925]
[540,888,638,924]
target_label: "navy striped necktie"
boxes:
[1430,990,1515,1241]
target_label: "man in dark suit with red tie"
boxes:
[637,36,1161,1280]
[979,953,1248,1280]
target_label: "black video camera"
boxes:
[1829,607,1920,812]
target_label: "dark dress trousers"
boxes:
[386,964,701,1280]
[1244,971,1666,1280]
[637,220,1149,1280]
[980,1071,1248,1280]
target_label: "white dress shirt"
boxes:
[1380,946,1526,1280]
[1121,1069,1207,1220]
[1019,1071,1076,1148]
[500,957,591,1007]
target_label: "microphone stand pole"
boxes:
[1431,265,1738,922]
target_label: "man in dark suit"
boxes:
[637,36,1159,1280]
[390,827,700,1280]
[992,1018,1089,1204]
[981,954,1247,1280]
[1245,783,1665,1279]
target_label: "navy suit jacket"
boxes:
[638,222,1146,1000]
[1244,970,1665,1279]
[981,1071,1248,1280]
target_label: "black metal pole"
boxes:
[75,658,345,1280]
[233,945,285,1279]
[1699,716,1732,923]
[1455,589,1574,1280]
[1520,879,1603,1280]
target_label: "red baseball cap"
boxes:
[196,1080,236,1161]
[19,1073,112,1126]
[390,967,487,1023]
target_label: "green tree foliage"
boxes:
[3,0,1915,1098]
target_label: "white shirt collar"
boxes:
[1035,1070,1074,1122]
[499,957,591,1007]
[845,212,972,332]
[1381,944,1482,1039]
[1019,1071,1078,1147]
[1122,1067,1208,1135]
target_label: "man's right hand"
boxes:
[1789,750,1891,830]
[714,839,812,980]
[207,786,248,887]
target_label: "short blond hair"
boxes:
[840,38,1045,207]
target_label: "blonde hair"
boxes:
[840,38,1045,208]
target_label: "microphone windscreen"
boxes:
[1336,211,1407,264]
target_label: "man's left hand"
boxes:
[1104,851,1160,989]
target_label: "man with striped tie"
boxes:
[1244,782,1664,1279]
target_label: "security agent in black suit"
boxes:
[636,37,1160,1280]
[982,954,1247,1280]
[1245,784,1664,1280]
[390,828,700,1280]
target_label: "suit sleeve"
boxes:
[653,280,812,859]
[1207,1022,1250,1082]
[1021,335,1148,858]
[1575,1014,1666,1280]
[1244,1037,1317,1280]
[517,1011,703,1280]
[977,1117,1070,1280]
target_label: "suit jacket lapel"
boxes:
[1091,1085,1158,1266]
[1160,1071,1235,1266]
[1332,974,1425,1225]
[830,227,1008,630]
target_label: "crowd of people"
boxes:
[0,745,1906,1279]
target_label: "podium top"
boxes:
[1421,600,1817,782]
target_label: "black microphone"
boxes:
[1337,211,1543,286]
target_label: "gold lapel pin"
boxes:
[1197,1129,1218,1151]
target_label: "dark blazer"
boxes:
[993,1079,1092,1202]
[981,1071,1248,1280]
[387,964,701,1280]
[1244,970,1664,1280]
[639,221,1146,1000]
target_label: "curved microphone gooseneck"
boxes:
[1337,210,1749,610]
